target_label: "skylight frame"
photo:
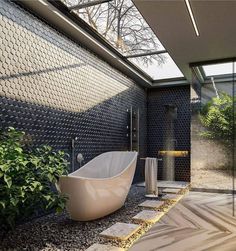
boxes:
[190,58,236,85]
[47,0,186,83]
[68,0,112,10]
[202,62,235,78]
[127,53,184,80]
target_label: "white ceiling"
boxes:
[133,0,236,81]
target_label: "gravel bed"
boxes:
[0,186,146,251]
[191,167,235,190]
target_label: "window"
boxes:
[58,0,184,81]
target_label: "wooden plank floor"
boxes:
[130,192,236,251]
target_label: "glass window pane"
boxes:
[70,0,165,53]
[191,63,234,194]
[128,53,184,80]
[58,0,176,80]
[203,62,235,77]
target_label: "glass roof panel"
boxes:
[69,0,165,53]
[203,62,234,77]
[58,0,184,81]
[128,53,184,80]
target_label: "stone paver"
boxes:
[158,181,189,189]
[85,243,124,251]
[99,222,141,240]
[162,188,181,194]
[136,180,189,189]
[139,200,165,209]
[132,210,165,223]
[161,193,180,201]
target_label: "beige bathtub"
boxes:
[58,151,138,221]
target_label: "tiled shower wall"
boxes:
[147,87,191,182]
[0,0,147,182]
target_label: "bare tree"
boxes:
[63,0,166,66]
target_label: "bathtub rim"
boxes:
[60,151,138,181]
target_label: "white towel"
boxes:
[145,158,158,195]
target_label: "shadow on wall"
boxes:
[0,0,100,75]
[0,0,129,98]
[0,63,86,81]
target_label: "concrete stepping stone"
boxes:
[139,200,165,209]
[162,188,181,194]
[132,210,164,224]
[161,193,180,201]
[158,180,189,189]
[85,243,124,251]
[136,181,189,189]
[99,222,141,240]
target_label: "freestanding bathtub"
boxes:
[58,151,138,221]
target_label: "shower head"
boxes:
[164,104,176,109]
[164,104,177,120]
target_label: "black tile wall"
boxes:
[0,0,147,183]
[147,87,191,182]
[0,0,191,184]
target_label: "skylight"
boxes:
[203,62,235,77]
[128,53,184,80]
[58,0,184,81]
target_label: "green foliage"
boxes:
[0,127,69,229]
[200,92,234,144]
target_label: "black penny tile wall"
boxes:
[147,87,191,182]
[0,0,191,183]
[0,0,147,183]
